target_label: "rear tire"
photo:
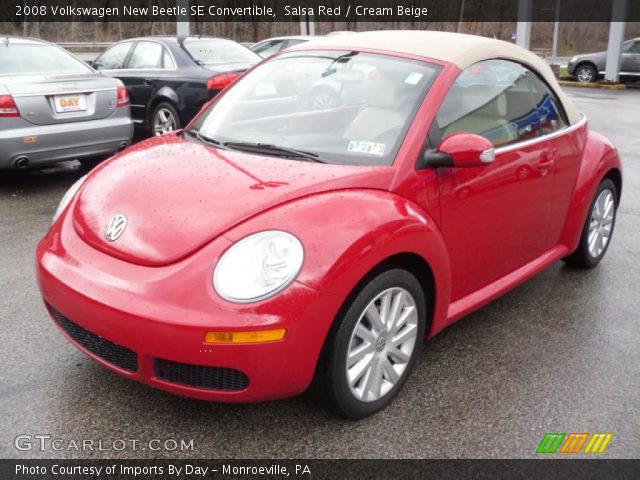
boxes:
[151,102,180,136]
[313,269,426,419]
[563,178,617,268]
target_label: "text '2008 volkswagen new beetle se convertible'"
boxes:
[37,31,622,418]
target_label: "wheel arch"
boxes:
[223,189,452,339]
[604,167,622,205]
[148,88,180,124]
[560,130,623,253]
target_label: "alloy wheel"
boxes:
[577,67,594,82]
[153,108,177,135]
[587,188,615,258]
[346,287,418,402]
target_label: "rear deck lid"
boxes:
[0,40,121,125]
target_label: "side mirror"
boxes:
[418,133,495,169]
[85,60,94,68]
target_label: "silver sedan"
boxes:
[0,36,133,169]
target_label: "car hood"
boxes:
[72,133,393,266]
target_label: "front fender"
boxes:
[560,129,622,252]
[223,189,452,336]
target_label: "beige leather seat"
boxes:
[343,81,404,141]
[442,86,509,139]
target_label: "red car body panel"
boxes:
[36,47,623,403]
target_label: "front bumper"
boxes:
[36,209,344,402]
[0,114,133,169]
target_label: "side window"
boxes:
[94,42,132,70]
[284,39,306,49]
[127,41,163,69]
[162,48,175,69]
[252,40,285,57]
[524,71,568,135]
[434,59,541,148]
[629,41,640,54]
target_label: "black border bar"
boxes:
[2,459,640,480]
[1,0,640,23]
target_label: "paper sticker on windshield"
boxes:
[255,83,276,96]
[405,72,423,85]
[348,141,386,156]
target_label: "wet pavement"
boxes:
[1,87,639,459]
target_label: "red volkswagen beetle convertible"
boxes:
[37,31,622,418]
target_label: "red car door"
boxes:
[429,60,556,301]
[524,72,582,244]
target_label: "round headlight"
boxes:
[52,175,87,224]
[213,231,304,303]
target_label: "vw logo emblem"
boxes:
[105,214,127,242]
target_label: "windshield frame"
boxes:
[187,48,443,167]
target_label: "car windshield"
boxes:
[0,44,92,76]
[183,39,260,65]
[189,50,441,166]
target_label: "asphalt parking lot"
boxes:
[1,87,639,459]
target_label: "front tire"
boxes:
[151,102,180,136]
[314,269,426,418]
[564,178,618,268]
[575,64,597,83]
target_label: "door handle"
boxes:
[537,158,555,169]
[537,153,555,170]
[143,78,154,85]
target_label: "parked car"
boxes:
[568,37,640,82]
[250,35,318,58]
[93,36,260,135]
[38,31,622,419]
[0,36,132,169]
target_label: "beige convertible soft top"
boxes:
[304,30,581,125]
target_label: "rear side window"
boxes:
[252,40,286,57]
[94,42,132,70]
[433,59,565,148]
[284,39,307,49]
[0,44,91,76]
[163,49,175,69]
[127,41,163,69]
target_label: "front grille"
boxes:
[50,307,138,373]
[155,359,249,391]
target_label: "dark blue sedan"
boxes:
[94,36,260,136]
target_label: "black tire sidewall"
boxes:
[325,269,426,419]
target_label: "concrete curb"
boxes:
[558,80,626,90]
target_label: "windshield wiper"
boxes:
[185,129,227,149]
[222,141,325,163]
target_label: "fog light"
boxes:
[204,329,286,344]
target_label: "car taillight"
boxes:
[207,73,239,91]
[0,95,19,117]
[116,87,129,108]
